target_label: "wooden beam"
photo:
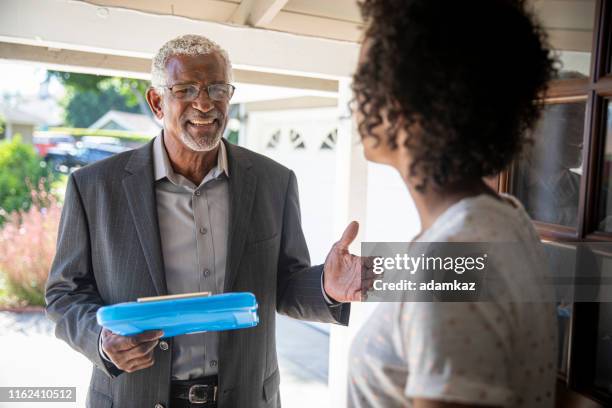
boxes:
[230,0,289,27]
[233,69,337,93]
[0,42,152,79]
[245,96,337,111]
[0,42,338,94]
[229,0,253,25]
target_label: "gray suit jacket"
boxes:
[45,139,350,408]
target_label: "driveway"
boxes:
[0,311,330,407]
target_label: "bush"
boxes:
[0,183,61,307]
[0,136,53,224]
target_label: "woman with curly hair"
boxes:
[349,0,558,407]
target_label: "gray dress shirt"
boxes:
[153,134,229,380]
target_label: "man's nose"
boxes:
[192,89,214,112]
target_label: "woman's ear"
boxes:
[393,115,426,185]
[146,88,164,120]
[398,114,425,150]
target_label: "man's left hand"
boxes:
[323,221,370,302]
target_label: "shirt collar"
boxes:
[153,132,229,186]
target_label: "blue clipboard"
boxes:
[96,292,259,337]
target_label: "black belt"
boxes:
[171,375,218,408]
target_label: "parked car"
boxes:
[78,136,122,147]
[33,133,76,157]
[44,144,129,174]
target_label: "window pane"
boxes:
[595,302,612,394]
[530,0,596,77]
[607,6,612,75]
[589,249,612,395]
[597,100,612,231]
[542,242,577,376]
[512,101,586,227]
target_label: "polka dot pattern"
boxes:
[347,194,558,408]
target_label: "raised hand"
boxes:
[323,221,366,302]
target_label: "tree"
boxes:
[61,86,140,128]
[47,71,151,127]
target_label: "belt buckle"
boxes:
[188,384,217,404]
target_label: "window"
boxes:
[531,0,596,77]
[501,0,612,405]
[320,128,338,150]
[597,100,612,232]
[289,129,306,150]
[511,101,586,228]
[266,129,280,149]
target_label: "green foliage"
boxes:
[227,130,239,144]
[0,274,8,305]
[48,70,151,128]
[104,77,150,109]
[2,274,46,307]
[48,71,106,92]
[61,86,141,127]
[0,136,52,224]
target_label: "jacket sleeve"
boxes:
[276,171,350,325]
[45,174,122,378]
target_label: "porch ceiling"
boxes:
[83,0,363,43]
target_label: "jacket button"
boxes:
[155,404,165,408]
[159,340,169,351]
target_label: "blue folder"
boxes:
[96,292,259,337]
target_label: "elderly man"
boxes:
[46,34,361,408]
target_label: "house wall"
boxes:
[244,105,420,406]
[7,123,34,144]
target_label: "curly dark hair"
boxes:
[353,0,557,191]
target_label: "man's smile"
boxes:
[185,118,220,133]
[188,118,215,125]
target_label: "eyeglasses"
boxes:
[162,83,235,102]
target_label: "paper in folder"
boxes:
[96,292,259,337]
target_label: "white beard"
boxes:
[180,130,221,152]
[163,115,222,152]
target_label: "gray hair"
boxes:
[151,34,232,89]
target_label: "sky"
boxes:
[0,60,64,97]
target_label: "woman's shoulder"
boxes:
[420,193,537,243]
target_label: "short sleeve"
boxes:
[400,302,515,406]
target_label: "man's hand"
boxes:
[323,221,372,302]
[101,328,164,373]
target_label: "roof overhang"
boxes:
[0,0,360,80]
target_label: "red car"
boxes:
[33,134,76,157]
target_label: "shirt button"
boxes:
[194,190,201,196]
[159,340,169,351]
[199,227,208,235]
[203,269,211,278]
[155,404,165,408]
[210,360,218,367]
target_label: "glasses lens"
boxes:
[208,84,234,101]
[171,84,199,100]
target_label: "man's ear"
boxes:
[146,87,164,120]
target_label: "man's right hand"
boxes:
[101,328,164,373]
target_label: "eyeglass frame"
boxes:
[158,82,236,102]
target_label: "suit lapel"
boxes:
[224,141,257,291]
[122,140,168,296]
